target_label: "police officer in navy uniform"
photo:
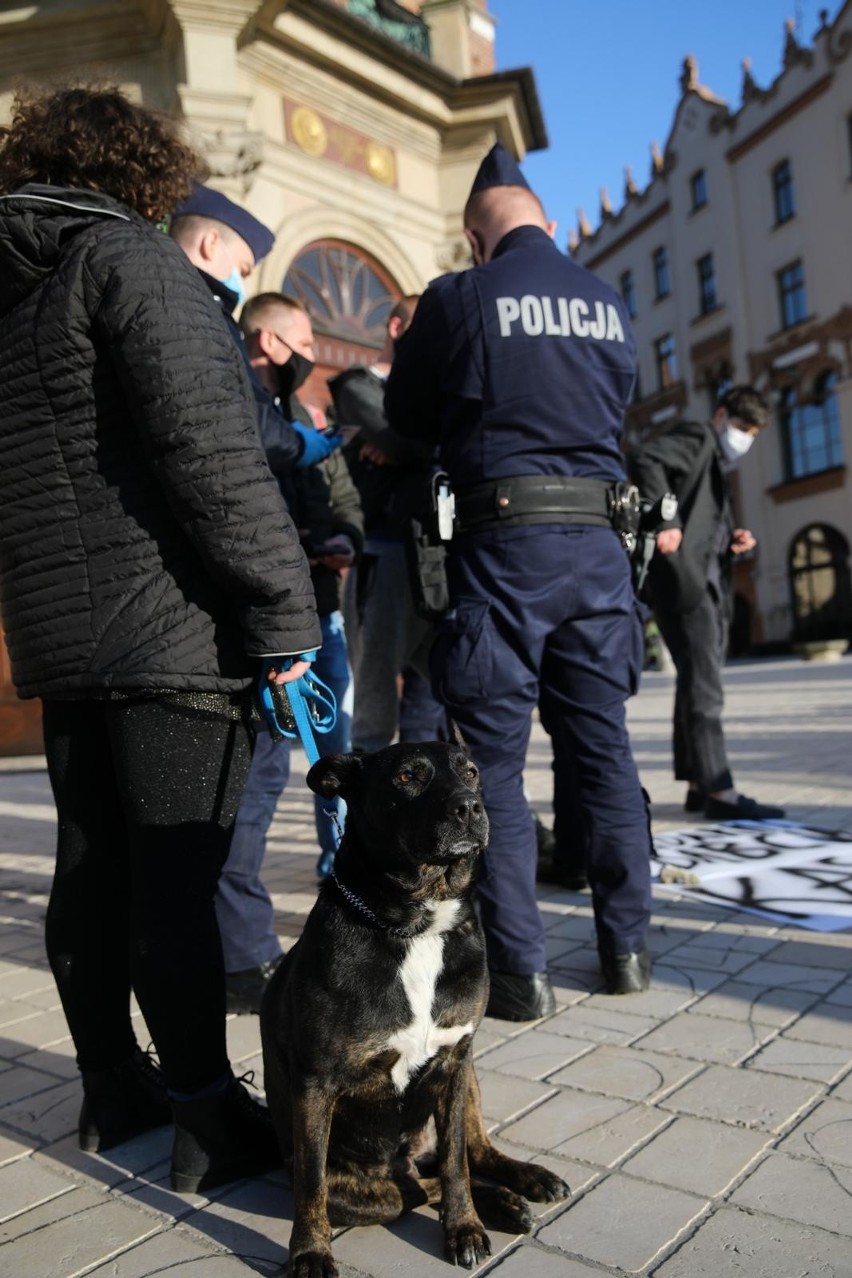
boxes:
[385,144,653,1019]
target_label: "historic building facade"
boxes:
[572,4,852,653]
[0,0,545,404]
[0,0,545,751]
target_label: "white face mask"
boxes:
[718,423,755,464]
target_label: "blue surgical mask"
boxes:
[222,268,246,307]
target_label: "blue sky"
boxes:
[493,0,837,246]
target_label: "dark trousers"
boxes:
[432,524,652,972]
[42,696,252,1094]
[654,586,733,794]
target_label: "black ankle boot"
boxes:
[171,1076,282,1193]
[598,945,652,995]
[485,970,556,1021]
[79,1048,172,1153]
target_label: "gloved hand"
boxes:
[292,421,344,469]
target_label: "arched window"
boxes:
[284,240,400,349]
[282,240,404,406]
[780,371,843,480]
[789,523,852,642]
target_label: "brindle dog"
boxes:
[260,738,569,1277]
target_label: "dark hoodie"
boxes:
[0,185,319,697]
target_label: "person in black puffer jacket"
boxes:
[0,85,320,1193]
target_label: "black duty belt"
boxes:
[453,475,616,535]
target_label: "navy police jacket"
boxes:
[385,226,636,487]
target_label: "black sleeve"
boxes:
[255,391,305,477]
[332,374,432,467]
[630,420,712,526]
[87,228,320,657]
[384,284,452,443]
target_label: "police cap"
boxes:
[172,183,275,263]
[469,142,531,196]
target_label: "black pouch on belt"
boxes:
[404,472,453,622]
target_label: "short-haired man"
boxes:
[385,144,654,1015]
[219,292,364,1014]
[631,385,785,821]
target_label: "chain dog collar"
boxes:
[330,873,423,938]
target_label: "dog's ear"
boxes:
[448,719,468,751]
[306,753,364,799]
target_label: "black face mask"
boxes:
[276,348,315,399]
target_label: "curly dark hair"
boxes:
[0,85,203,222]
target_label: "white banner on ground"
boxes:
[652,821,852,932]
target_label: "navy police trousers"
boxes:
[431,523,652,974]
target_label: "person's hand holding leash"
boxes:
[258,652,316,742]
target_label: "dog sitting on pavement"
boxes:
[260,737,569,1276]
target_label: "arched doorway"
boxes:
[283,239,402,412]
[789,523,852,642]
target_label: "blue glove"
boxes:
[292,422,344,469]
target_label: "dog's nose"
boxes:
[452,796,484,824]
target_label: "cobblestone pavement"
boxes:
[1,655,850,1277]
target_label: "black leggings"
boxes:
[43,696,253,1094]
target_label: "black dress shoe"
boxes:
[486,970,556,1022]
[536,857,589,891]
[225,955,283,1016]
[684,788,705,814]
[704,793,786,821]
[598,946,651,995]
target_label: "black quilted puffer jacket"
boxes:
[0,185,320,698]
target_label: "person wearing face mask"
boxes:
[630,384,785,822]
[217,292,364,1014]
[169,185,340,472]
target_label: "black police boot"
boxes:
[170,1075,282,1194]
[225,954,283,1016]
[486,970,556,1022]
[598,945,651,995]
[79,1048,172,1153]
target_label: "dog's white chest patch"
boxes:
[386,899,473,1093]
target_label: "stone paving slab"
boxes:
[536,1174,708,1272]
[729,1150,852,1236]
[1,655,851,1276]
[619,1114,772,1197]
[652,1206,852,1277]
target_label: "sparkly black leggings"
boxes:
[43,696,253,1093]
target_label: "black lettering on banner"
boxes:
[654,823,852,930]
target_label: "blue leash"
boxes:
[260,669,337,767]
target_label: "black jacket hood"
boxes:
[0,184,134,316]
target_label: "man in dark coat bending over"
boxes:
[631,385,784,823]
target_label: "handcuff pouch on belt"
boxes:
[405,471,454,621]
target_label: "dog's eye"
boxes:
[397,769,413,784]
[465,765,478,782]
